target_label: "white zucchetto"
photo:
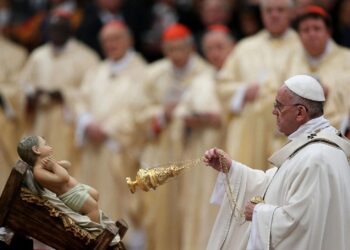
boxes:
[285,75,325,102]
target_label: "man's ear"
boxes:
[296,106,308,122]
[32,145,40,155]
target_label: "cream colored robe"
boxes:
[208,117,350,250]
[218,29,301,170]
[0,36,28,84]
[175,70,222,250]
[19,39,99,163]
[287,40,350,128]
[0,36,27,192]
[75,52,148,225]
[141,54,210,250]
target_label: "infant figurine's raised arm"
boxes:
[57,160,71,170]
[17,136,100,223]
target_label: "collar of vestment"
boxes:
[305,39,333,69]
[266,28,292,40]
[107,50,134,76]
[49,38,74,55]
[268,117,350,167]
[288,116,329,140]
[172,54,195,79]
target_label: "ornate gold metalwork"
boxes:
[250,195,264,204]
[126,159,202,193]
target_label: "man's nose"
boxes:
[272,108,278,116]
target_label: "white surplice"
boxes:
[208,116,350,250]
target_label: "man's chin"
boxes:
[276,126,285,136]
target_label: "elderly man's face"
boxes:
[162,38,193,68]
[272,85,301,136]
[100,26,131,60]
[298,17,330,57]
[261,0,291,36]
[202,31,234,70]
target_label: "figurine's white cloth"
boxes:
[24,168,121,245]
[59,183,91,212]
[0,168,121,246]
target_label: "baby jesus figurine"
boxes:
[17,136,100,223]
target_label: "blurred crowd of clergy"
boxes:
[1,0,350,249]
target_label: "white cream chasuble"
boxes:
[175,70,223,250]
[140,54,211,250]
[207,117,350,250]
[0,36,27,192]
[19,39,99,163]
[287,39,350,128]
[75,51,148,223]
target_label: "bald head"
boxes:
[260,0,293,37]
[99,21,132,60]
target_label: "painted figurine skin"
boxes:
[17,136,100,223]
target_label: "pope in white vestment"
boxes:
[208,117,350,250]
[205,75,350,250]
[218,0,302,170]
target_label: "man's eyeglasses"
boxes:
[273,101,308,112]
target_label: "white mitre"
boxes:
[285,74,325,101]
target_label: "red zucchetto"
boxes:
[302,5,329,19]
[162,23,192,41]
[294,4,331,30]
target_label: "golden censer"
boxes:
[126,159,202,193]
